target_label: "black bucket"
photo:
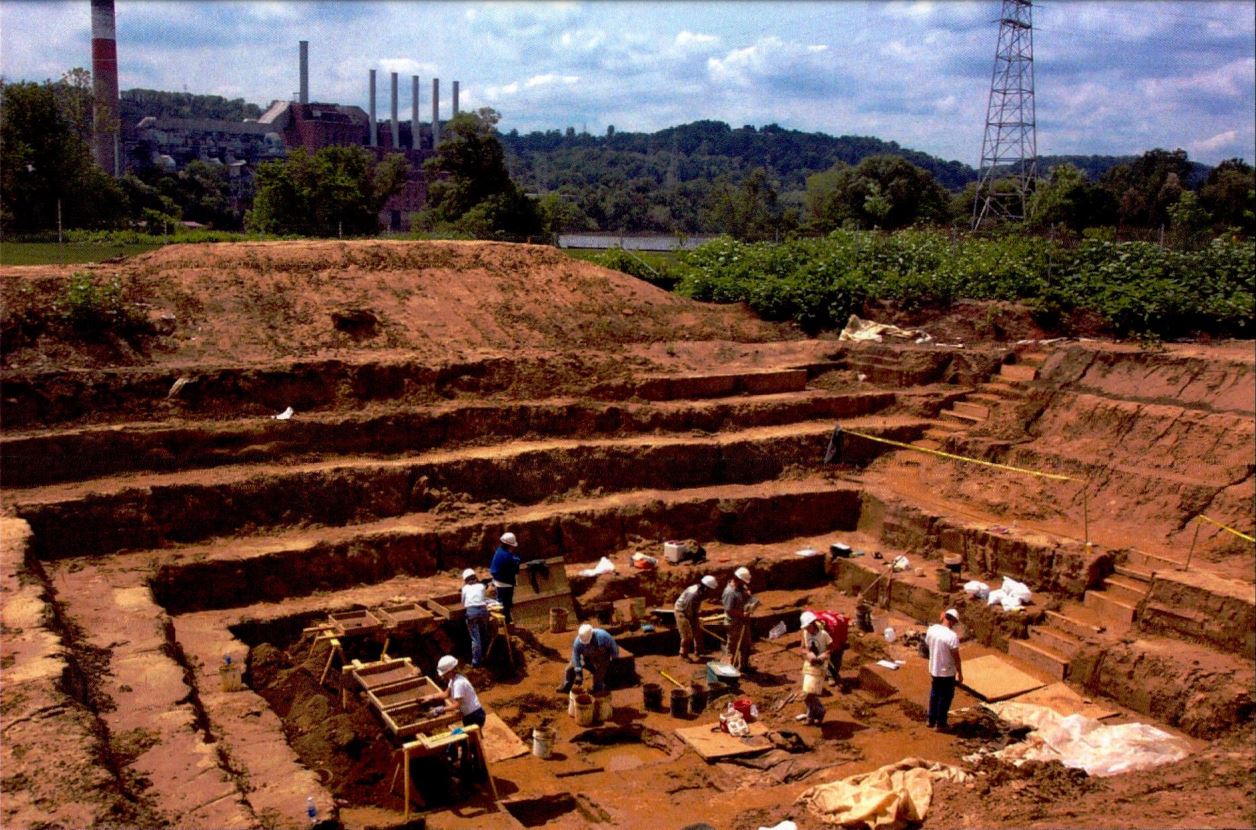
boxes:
[642,683,664,712]
[689,682,708,715]
[669,688,690,718]
[856,601,874,633]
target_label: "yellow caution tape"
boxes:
[1198,514,1256,543]
[843,428,1076,482]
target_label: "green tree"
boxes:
[805,154,947,231]
[247,146,407,236]
[1027,163,1116,232]
[703,168,785,241]
[1,78,125,233]
[1198,158,1255,235]
[1099,148,1193,229]
[417,108,541,240]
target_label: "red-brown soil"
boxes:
[2,240,1252,830]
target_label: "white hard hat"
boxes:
[461,568,476,581]
[577,623,594,644]
[734,566,751,584]
[944,608,960,621]
[701,575,718,590]
[800,610,818,628]
[437,655,458,675]
[500,532,518,547]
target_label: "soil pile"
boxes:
[0,240,788,369]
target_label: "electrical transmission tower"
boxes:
[973,0,1037,229]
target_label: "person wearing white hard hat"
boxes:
[797,611,833,725]
[925,608,963,731]
[673,575,719,661]
[426,655,487,729]
[722,567,755,672]
[556,623,619,694]
[489,532,522,625]
[460,568,489,667]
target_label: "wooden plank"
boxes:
[675,722,770,761]
[960,654,1046,702]
[1012,682,1119,720]
[481,712,530,764]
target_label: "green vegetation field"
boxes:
[0,241,162,266]
[581,230,1255,340]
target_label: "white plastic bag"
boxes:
[986,588,1006,607]
[1001,576,1032,604]
[578,556,616,577]
[964,580,990,600]
[767,621,787,640]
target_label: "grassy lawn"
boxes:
[0,241,162,266]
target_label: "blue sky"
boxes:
[2,1,1253,166]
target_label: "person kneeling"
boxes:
[556,624,619,693]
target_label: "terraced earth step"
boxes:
[1045,608,1106,639]
[979,379,1026,398]
[924,426,961,441]
[1113,563,1154,583]
[1084,590,1138,625]
[1008,638,1070,680]
[999,363,1039,381]
[594,368,808,401]
[1104,574,1151,604]
[146,478,865,614]
[19,419,889,560]
[951,401,990,419]
[1125,548,1184,573]
[939,409,983,426]
[912,439,943,451]
[50,564,254,828]
[1,390,897,489]
[1028,625,1085,658]
[965,392,1007,405]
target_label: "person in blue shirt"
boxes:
[489,532,521,625]
[556,624,619,693]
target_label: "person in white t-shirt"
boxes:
[924,608,964,731]
[460,568,489,667]
[797,611,832,725]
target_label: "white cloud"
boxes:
[559,28,606,50]
[676,30,718,49]
[883,2,936,20]
[1138,58,1255,100]
[379,59,436,77]
[1192,129,1239,154]
[525,73,580,88]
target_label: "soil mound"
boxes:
[0,240,788,370]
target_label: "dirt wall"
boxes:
[1138,569,1256,660]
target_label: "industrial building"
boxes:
[116,29,458,231]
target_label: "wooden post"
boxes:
[1182,517,1203,572]
[476,729,500,801]
[403,744,411,824]
[1082,483,1090,546]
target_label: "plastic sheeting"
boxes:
[984,702,1192,777]
[578,556,616,577]
[796,757,967,829]
[838,314,932,344]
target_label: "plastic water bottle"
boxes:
[884,626,896,643]
[306,796,317,826]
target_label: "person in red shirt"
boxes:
[810,609,850,685]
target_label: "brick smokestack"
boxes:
[299,41,309,104]
[390,71,399,148]
[452,80,460,117]
[90,0,120,175]
[368,69,377,146]
[431,78,440,149]
[411,75,420,149]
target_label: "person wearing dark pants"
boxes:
[460,568,489,667]
[489,532,521,625]
[426,655,487,770]
[925,608,963,731]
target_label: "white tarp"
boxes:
[796,757,967,829]
[982,701,1191,777]
[839,315,932,344]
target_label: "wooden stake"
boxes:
[1182,517,1203,572]
[1082,482,1090,546]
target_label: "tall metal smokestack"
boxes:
[90,0,120,176]
[390,72,400,148]
[411,76,420,149]
[368,69,377,147]
[299,41,309,104]
[431,78,440,148]
[453,81,460,117]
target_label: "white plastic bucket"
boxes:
[802,661,825,695]
[532,727,555,759]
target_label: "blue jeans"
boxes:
[928,675,957,728]
[466,609,489,666]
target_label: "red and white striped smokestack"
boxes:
[90,0,120,175]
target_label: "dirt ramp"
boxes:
[1,240,787,369]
